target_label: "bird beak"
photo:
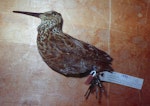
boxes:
[13,11,42,18]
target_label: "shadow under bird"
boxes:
[13,10,113,101]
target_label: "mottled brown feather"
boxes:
[13,10,113,77]
[36,11,113,77]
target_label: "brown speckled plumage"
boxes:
[13,10,113,101]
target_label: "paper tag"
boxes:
[99,71,144,90]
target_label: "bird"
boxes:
[13,10,113,101]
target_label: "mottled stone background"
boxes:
[0,0,150,106]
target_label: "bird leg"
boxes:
[84,80,95,99]
[84,72,106,102]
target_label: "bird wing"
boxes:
[45,33,113,77]
[63,34,113,63]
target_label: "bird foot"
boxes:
[84,72,107,102]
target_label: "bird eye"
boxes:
[53,12,57,15]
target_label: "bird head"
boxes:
[13,11,63,30]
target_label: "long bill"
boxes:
[13,11,42,18]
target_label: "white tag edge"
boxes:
[99,71,144,90]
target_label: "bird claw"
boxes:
[84,75,106,102]
[84,81,95,99]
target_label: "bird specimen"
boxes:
[13,10,113,101]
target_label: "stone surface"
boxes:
[0,0,149,106]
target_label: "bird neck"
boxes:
[37,20,63,35]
